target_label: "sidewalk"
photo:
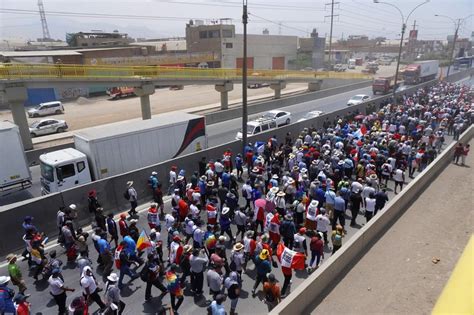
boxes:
[311,140,473,314]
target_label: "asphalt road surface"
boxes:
[0,134,458,315]
[0,85,372,206]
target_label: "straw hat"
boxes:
[369,173,378,180]
[6,254,17,263]
[272,174,279,179]
[310,200,319,208]
[277,191,286,197]
[233,242,244,251]
[270,187,279,194]
[287,178,295,185]
[0,276,11,285]
[126,181,134,187]
[222,207,230,216]
[246,230,255,238]
[183,244,193,253]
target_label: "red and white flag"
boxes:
[353,124,368,138]
[276,242,305,270]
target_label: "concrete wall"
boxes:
[2,69,471,256]
[269,126,474,315]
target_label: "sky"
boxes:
[0,0,472,42]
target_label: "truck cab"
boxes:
[40,148,92,194]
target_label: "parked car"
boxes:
[347,94,370,106]
[27,101,64,117]
[334,64,347,72]
[29,119,68,137]
[260,110,292,126]
[236,118,277,140]
[297,110,324,122]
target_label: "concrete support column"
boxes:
[134,83,155,120]
[5,86,33,150]
[270,81,287,99]
[215,82,234,110]
[308,80,323,92]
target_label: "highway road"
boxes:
[0,84,373,206]
[1,74,472,207]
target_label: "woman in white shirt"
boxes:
[365,193,376,222]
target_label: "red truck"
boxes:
[106,87,135,100]
[372,76,400,95]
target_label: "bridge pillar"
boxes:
[134,83,155,120]
[215,82,234,110]
[308,80,323,92]
[270,81,286,99]
[5,85,33,150]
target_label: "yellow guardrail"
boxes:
[0,63,371,81]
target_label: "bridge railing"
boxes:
[0,63,371,81]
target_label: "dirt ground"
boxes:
[0,83,306,130]
[311,139,473,315]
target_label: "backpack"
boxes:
[242,187,248,199]
[123,189,130,200]
[139,264,150,282]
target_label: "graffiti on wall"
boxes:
[57,87,89,100]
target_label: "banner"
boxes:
[276,243,305,270]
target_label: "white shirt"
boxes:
[351,181,363,193]
[48,276,65,296]
[214,162,224,173]
[169,170,177,184]
[393,169,404,182]
[316,214,330,232]
[362,186,375,199]
[365,197,376,213]
[165,213,175,229]
[80,275,97,295]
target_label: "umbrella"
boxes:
[255,198,266,209]
[354,114,365,120]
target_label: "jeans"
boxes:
[230,297,239,311]
[145,278,167,299]
[281,274,292,296]
[118,265,137,288]
[191,271,204,294]
[253,273,267,291]
[310,250,322,267]
[170,294,184,311]
[52,292,67,314]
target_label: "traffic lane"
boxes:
[7,139,458,315]
[0,166,41,206]
[6,160,432,315]
[207,86,373,146]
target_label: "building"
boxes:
[66,31,134,47]
[186,19,298,69]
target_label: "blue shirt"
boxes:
[0,285,15,313]
[98,238,110,254]
[334,196,346,212]
[123,236,136,255]
[211,301,226,315]
[235,156,243,168]
[222,172,231,186]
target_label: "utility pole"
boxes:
[325,0,339,69]
[447,19,461,77]
[242,0,248,155]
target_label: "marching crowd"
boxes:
[1,81,472,315]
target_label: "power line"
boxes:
[154,0,326,12]
[248,12,310,35]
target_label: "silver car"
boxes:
[29,119,68,137]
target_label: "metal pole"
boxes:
[446,19,460,78]
[392,23,406,104]
[328,0,335,68]
[242,0,248,155]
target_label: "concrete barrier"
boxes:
[269,124,474,315]
[0,69,471,255]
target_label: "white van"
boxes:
[27,101,64,118]
[236,118,277,140]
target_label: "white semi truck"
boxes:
[39,112,207,194]
[0,121,32,191]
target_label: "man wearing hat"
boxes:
[280,214,296,249]
[252,249,272,296]
[6,254,27,294]
[143,253,168,301]
[0,276,15,314]
[105,273,126,314]
[125,181,138,216]
[263,273,281,310]
[220,207,234,242]
[14,293,30,315]
[230,242,245,277]
[242,230,256,270]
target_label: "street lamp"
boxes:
[373,0,429,104]
[434,14,473,77]
[242,0,248,156]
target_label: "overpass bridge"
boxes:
[0,63,371,150]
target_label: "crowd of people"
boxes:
[1,81,472,315]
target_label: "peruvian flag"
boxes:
[276,242,305,270]
[353,124,368,139]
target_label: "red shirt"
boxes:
[310,237,324,254]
